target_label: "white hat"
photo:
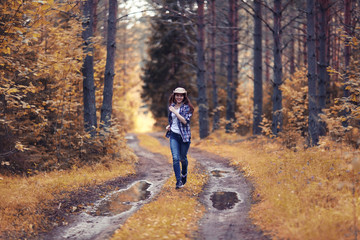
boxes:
[173,87,187,94]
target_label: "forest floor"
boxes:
[40,132,268,240]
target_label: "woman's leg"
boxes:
[170,133,181,183]
[180,141,190,184]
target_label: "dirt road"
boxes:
[41,134,171,240]
[42,133,269,240]
[152,132,269,240]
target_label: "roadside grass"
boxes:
[195,130,360,240]
[111,133,207,240]
[0,147,137,238]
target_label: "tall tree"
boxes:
[196,0,210,138]
[233,1,239,114]
[317,0,329,135]
[100,0,118,130]
[264,19,271,84]
[82,0,97,136]
[226,0,236,132]
[341,0,352,128]
[307,0,319,146]
[289,22,295,75]
[253,0,263,135]
[271,0,283,136]
[344,0,352,82]
[209,0,220,131]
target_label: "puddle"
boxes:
[91,181,151,216]
[210,191,240,210]
[211,169,230,177]
[125,135,135,140]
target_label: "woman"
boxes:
[166,87,194,189]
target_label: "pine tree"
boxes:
[100,0,118,131]
[141,1,196,120]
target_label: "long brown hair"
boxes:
[168,92,194,113]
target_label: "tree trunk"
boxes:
[344,0,351,98]
[271,0,283,136]
[289,30,295,75]
[342,0,352,128]
[209,0,219,131]
[92,0,98,34]
[253,0,263,135]
[303,22,307,67]
[233,1,239,114]
[82,0,97,136]
[196,0,209,139]
[100,0,117,131]
[326,9,331,105]
[265,25,271,84]
[318,0,329,135]
[297,22,302,68]
[307,0,319,146]
[226,0,235,132]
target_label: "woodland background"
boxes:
[0,0,360,239]
[1,0,359,174]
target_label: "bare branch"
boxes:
[280,13,303,32]
[240,0,274,32]
[0,149,17,157]
[281,0,294,13]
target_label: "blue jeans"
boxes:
[170,131,190,182]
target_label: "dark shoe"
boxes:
[175,180,184,189]
[181,174,187,185]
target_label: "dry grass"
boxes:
[111,133,207,240]
[196,130,360,240]
[0,147,137,238]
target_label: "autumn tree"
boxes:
[208,0,220,131]
[82,0,97,136]
[317,0,330,136]
[196,0,210,138]
[271,0,283,136]
[253,0,263,135]
[226,0,236,132]
[100,0,118,131]
[307,0,319,146]
[0,1,100,173]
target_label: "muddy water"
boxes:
[211,169,230,177]
[90,181,151,216]
[42,134,171,240]
[210,191,240,210]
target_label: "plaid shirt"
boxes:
[168,103,192,142]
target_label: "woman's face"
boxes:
[175,94,184,104]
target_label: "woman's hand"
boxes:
[166,125,170,131]
[169,105,187,124]
[169,106,176,113]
